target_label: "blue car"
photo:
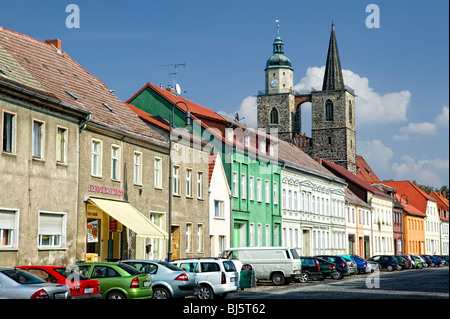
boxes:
[368,255,400,271]
[422,255,442,267]
[351,255,368,273]
[315,255,349,279]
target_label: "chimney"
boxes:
[45,39,62,51]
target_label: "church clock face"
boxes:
[270,79,278,87]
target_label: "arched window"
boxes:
[270,108,279,124]
[325,99,334,121]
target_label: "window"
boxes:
[133,151,142,185]
[38,212,66,249]
[173,166,180,195]
[111,145,120,180]
[249,223,255,247]
[265,225,271,247]
[273,182,278,205]
[2,111,16,153]
[282,189,286,209]
[265,180,270,204]
[259,138,266,153]
[257,178,262,202]
[197,224,203,252]
[186,223,192,252]
[293,191,298,210]
[288,190,292,210]
[270,108,279,124]
[197,171,203,199]
[325,99,334,121]
[241,174,247,199]
[214,200,224,218]
[244,135,250,147]
[0,209,19,249]
[232,172,238,198]
[186,169,192,197]
[257,224,262,247]
[56,127,68,164]
[32,120,44,158]
[154,157,162,188]
[91,139,102,177]
[249,176,255,201]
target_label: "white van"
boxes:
[219,247,302,285]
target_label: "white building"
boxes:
[208,153,231,257]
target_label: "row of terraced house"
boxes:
[1,25,448,267]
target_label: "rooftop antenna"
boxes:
[158,62,186,94]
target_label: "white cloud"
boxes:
[392,155,449,188]
[399,122,438,135]
[393,134,409,141]
[435,106,449,128]
[294,66,411,125]
[218,95,258,128]
[357,139,394,173]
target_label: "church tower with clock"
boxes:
[257,25,296,142]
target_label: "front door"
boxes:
[171,226,180,260]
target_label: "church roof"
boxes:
[322,23,345,91]
[265,29,292,70]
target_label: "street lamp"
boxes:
[167,101,191,262]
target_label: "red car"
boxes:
[16,265,101,299]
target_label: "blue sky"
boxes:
[1,0,448,188]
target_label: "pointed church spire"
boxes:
[322,23,345,91]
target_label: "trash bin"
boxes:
[85,253,98,262]
[239,264,256,289]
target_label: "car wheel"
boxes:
[152,287,171,299]
[431,262,436,267]
[298,273,309,283]
[197,285,214,299]
[271,272,285,286]
[332,271,343,280]
[106,291,126,299]
[387,265,394,272]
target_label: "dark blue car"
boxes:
[422,255,442,267]
[368,255,400,271]
[351,255,368,273]
[315,255,349,279]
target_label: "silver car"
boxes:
[120,260,197,299]
[338,255,358,275]
[0,267,70,299]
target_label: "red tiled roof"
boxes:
[320,159,390,199]
[356,155,380,183]
[0,26,166,146]
[208,153,218,185]
[381,181,435,213]
[429,191,449,222]
[127,82,225,122]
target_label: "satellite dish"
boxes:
[175,83,181,95]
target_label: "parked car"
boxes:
[120,260,197,299]
[16,265,101,299]
[410,255,423,269]
[436,255,449,266]
[316,257,341,279]
[171,258,238,299]
[69,262,152,299]
[400,255,416,269]
[298,257,324,282]
[422,255,442,267]
[393,255,409,270]
[0,267,70,299]
[368,255,400,271]
[219,247,302,286]
[350,255,369,273]
[416,255,429,268]
[338,255,358,275]
[366,260,381,273]
[315,255,349,279]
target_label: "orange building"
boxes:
[399,197,426,254]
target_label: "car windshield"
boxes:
[117,263,141,275]
[2,269,46,284]
[54,267,89,281]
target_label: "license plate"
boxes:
[230,277,236,282]
[84,288,94,294]
[143,281,151,287]
[54,292,66,299]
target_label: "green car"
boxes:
[411,255,423,269]
[69,262,152,299]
